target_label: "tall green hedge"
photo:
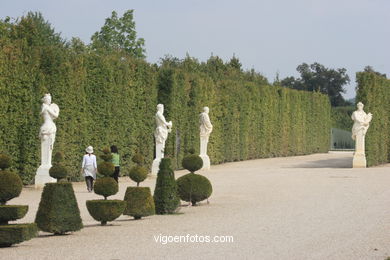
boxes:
[356,72,390,166]
[0,16,331,184]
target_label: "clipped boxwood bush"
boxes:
[123,187,155,220]
[182,154,203,173]
[86,148,124,225]
[86,200,126,225]
[129,165,148,186]
[35,183,83,234]
[0,205,28,225]
[176,173,212,205]
[94,177,118,199]
[153,158,180,214]
[0,153,37,247]
[49,152,68,180]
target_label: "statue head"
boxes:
[357,102,364,111]
[157,104,164,113]
[203,107,209,114]
[42,93,52,105]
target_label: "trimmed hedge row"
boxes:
[0,18,331,184]
[356,72,390,166]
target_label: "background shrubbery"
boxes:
[0,13,331,184]
[356,71,390,166]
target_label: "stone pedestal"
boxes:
[353,153,366,168]
[200,154,210,170]
[35,165,56,189]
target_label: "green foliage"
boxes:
[123,187,155,219]
[0,223,37,247]
[0,154,11,170]
[35,183,83,234]
[356,71,390,166]
[153,158,180,214]
[91,10,146,58]
[128,165,148,186]
[97,161,115,177]
[280,62,350,106]
[0,171,23,205]
[182,154,203,173]
[94,177,118,199]
[331,106,354,131]
[86,200,126,225]
[0,205,28,225]
[176,173,212,205]
[131,153,144,164]
[49,152,68,180]
[100,148,113,161]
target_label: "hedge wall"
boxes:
[331,106,354,131]
[356,72,390,166]
[0,17,331,184]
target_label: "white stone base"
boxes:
[200,154,210,170]
[35,165,56,189]
[151,158,161,175]
[353,153,367,168]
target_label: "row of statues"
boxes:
[35,94,372,187]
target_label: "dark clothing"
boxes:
[112,166,120,183]
[85,176,94,192]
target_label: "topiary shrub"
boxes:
[94,177,118,199]
[86,147,125,225]
[49,152,68,180]
[123,187,155,220]
[176,173,213,205]
[35,152,82,235]
[123,154,155,220]
[177,152,213,205]
[153,158,180,214]
[0,153,37,247]
[35,183,83,234]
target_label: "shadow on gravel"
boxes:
[289,157,353,168]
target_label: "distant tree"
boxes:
[363,66,387,78]
[281,63,350,106]
[91,10,145,58]
[228,55,242,71]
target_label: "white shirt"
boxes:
[82,154,97,168]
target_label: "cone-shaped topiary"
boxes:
[123,153,155,220]
[86,147,125,225]
[123,187,155,220]
[177,151,213,205]
[35,152,83,234]
[153,158,180,214]
[0,154,37,247]
[49,152,68,180]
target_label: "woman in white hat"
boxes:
[81,146,97,192]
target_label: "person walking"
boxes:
[81,146,97,192]
[111,145,120,182]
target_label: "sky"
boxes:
[2,0,389,99]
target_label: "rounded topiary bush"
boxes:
[35,183,83,234]
[182,154,203,173]
[86,200,126,225]
[0,205,28,225]
[129,165,148,186]
[49,152,67,180]
[131,153,144,164]
[0,154,11,170]
[97,161,115,177]
[100,147,113,162]
[176,173,212,205]
[0,171,23,205]
[153,158,180,214]
[94,177,118,199]
[123,187,155,219]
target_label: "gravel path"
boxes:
[2,152,390,260]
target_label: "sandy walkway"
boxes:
[2,152,390,260]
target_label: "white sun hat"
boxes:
[85,146,94,154]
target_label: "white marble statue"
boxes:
[151,104,172,175]
[351,102,372,168]
[199,106,213,170]
[35,93,59,188]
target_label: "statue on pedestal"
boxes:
[199,106,213,170]
[151,104,172,175]
[35,93,59,188]
[351,102,372,168]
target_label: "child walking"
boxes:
[110,145,120,183]
[81,146,97,192]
